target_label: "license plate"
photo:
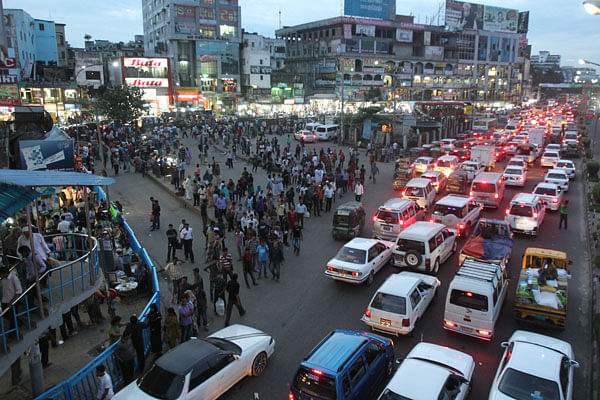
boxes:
[380,318,391,326]
[459,325,472,333]
[383,226,391,231]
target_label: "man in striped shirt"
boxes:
[219,248,234,281]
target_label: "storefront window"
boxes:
[198,25,216,38]
[221,42,239,75]
[219,24,236,38]
[199,60,217,75]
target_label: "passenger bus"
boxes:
[472,118,498,138]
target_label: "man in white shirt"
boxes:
[57,216,71,233]
[295,200,307,228]
[180,222,195,263]
[94,365,114,400]
[17,227,51,266]
[354,181,364,202]
[324,184,335,212]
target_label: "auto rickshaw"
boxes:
[332,201,366,240]
[392,158,415,190]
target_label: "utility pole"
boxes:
[339,56,345,143]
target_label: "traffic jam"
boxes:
[301,101,582,400]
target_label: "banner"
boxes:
[396,29,413,42]
[343,24,352,39]
[425,46,444,60]
[20,139,75,171]
[483,6,518,33]
[344,0,395,20]
[0,83,19,106]
[175,22,195,34]
[517,11,529,34]
[356,24,375,37]
[175,5,195,19]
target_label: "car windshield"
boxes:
[433,204,462,217]
[378,389,414,400]
[509,160,524,167]
[547,173,566,180]
[556,162,571,168]
[449,289,488,311]
[376,210,399,224]
[335,246,366,264]
[137,364,185,400]
[405,187,424,196]
[293,367,337,400]
[534,186,557,196]
[395,238,425,254]
[205,337,241,355]
[510,204,534,217]
[498,368,561,400]
[543,153,558,158]
[438,160,453,167]
[504,169,522,175]
[370,292,407,315]
[472,182,496,193]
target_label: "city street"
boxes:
[109,136,592,400]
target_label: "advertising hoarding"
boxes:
[445,1,519,33]
[425,46,444,60]
[125,78,169,87]
[20,139,75,171]
[123,57,168,68]
[0,84,19,106]
[175,5,195,18]
[396,29,413,42]
[343,24,352,39]
[344,0,395,20]
[356,24,375,37]
[175,22,195,34]
[517,11,529,33]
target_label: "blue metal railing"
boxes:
[34,187,161,400]
[0,234,100,354]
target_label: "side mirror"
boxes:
[570,360,580,368]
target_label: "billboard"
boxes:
[445,1,519,33]
[356,24,375,37]
[344,0,395,20]
[175,5,195,18]
[175,22,195,34]
[0,84,19,106]
[396,29,413,42]
[518,11,529,33]
[20,140,75,171]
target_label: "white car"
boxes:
[532,182,563,211]
[488,330,579,400]
[413,156,436,175]
[362,272,440,335]
[378,343,474,400]
[503,166,527,187]
[507,157,528,171]
[114,325,275,400]
[545,168,569,192]
[555,159,576,179]
[294,129,316,143]
[545,144,562,154]
[325,238,394,285]
[540,151,560,168]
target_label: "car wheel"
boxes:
[404,250,422,268]
[251,352,268,376]
[433,259,440,275]
[366,271,374,286]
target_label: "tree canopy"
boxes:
[90,85,147,123]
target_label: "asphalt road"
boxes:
[110,137,591,400]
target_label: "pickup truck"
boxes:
[514,247,569,328]
[458,219,512,267]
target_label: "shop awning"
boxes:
[0,183,41,222]
[0,170,115,187]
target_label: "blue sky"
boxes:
[5,0,600,67]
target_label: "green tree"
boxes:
[364,87,382,102]
[90,85,147,123]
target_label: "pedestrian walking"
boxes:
[114,332,135,385]
[213,272,227,314]
[295,200,307,228]
[164,257,184,303]
[370,162,379,183]
[163,307,179,349]
[354,180,364,202]
[256,239,269,279]
[219,247,234,280]
[192,285,208,331]
[166,224,178,262]
[178,296,194,342]
[180,222,195,263]
[145,303,162,357]
[324,184,334,212]
[242,248,258,288]
[269,241,284,282]
[151,200,161,231]
[94,365,114,400]
[224,273,246,326]
[559,199,568,230]
[292,222,303,256]
[124,315,147,373]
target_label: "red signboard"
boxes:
[0,58,16,68]
[123,57,168,68]
[177,92,200,101]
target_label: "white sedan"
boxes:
[294,129,316,143]
[545,169,569,192]
[114,325,275,400]
[503,166,527,187]
[489,330,578,400]
[325,238,394,285]
[532,182,563,211]
[555,159,576,179]
[378,343,474,400]
[362,272,439,335]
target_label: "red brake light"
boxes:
[351,272,360,277]
[533,212,538,218]
[445,320,456,327]
[552,197,558,203]
[429,219,434,223]
[289,392,295,400]
[402,319,410,327]
[505,208,510,215]
[494,193,499,199]
[399,220,404,225]
[457,223,465,230]
[477,329,491,336]
[373,215,377,222]
[312,369,323,375]
[365,309,371,317]
[466,292,473,297]
[402,190,406,196]
[469,191,473,196]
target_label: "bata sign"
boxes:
[124,57,168,68]
[125,78,169,87]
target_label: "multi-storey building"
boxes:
[55,23,68,67]
[275,12,529,104]
[241,32,272,98]
[531,50,561,68]
[4,9,36,80]
[142,0,242,110]
[34,19,58,65]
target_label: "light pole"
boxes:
[580,59,600,68]
[583,0,600,14]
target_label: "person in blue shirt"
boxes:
[256,240,269,279]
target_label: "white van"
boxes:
[504,193,546,236]
[443,259,508,340]
[315,124,339,141]
[392,221,458,274]
[402,178,436,210]
[469,172,505,208]
[304,122,323,134]
[372,198,424,241]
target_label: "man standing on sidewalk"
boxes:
[166,224,178,262]
[354,180,364,202]
[559,199,568,230]
[151,200,161,231]
[180,222,195,263]
[224,273,245,326]
[324,183,334,212]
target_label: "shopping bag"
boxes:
[215,298,225,316]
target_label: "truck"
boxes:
[458,219,512,267]
[392,158,415,190]
[470,145,496,171]
[528,128,545,148]
[514,248,569,328]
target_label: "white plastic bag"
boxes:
[215,298,225,316]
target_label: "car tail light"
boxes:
[533,212,538,218]
[402,319,410,327]
[365,309,371,318]
[519,176,524,181]
[553,197,558,203]
[477,329,491,337]
[466,292,473,297]
[289,392,295,400]
[373,215,377,222]
[444,320,456,327]
[494,193,499,199]
[425,259,430,267]
[402,190,406,196]
[457,223,465,230]
[312,369,323,375]
[469,191,473,196]
[351,272,360,277]
[429,218,434,223]
[505,208,510,215]
[399,220,404,225]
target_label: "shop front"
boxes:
[119,56,172,114]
